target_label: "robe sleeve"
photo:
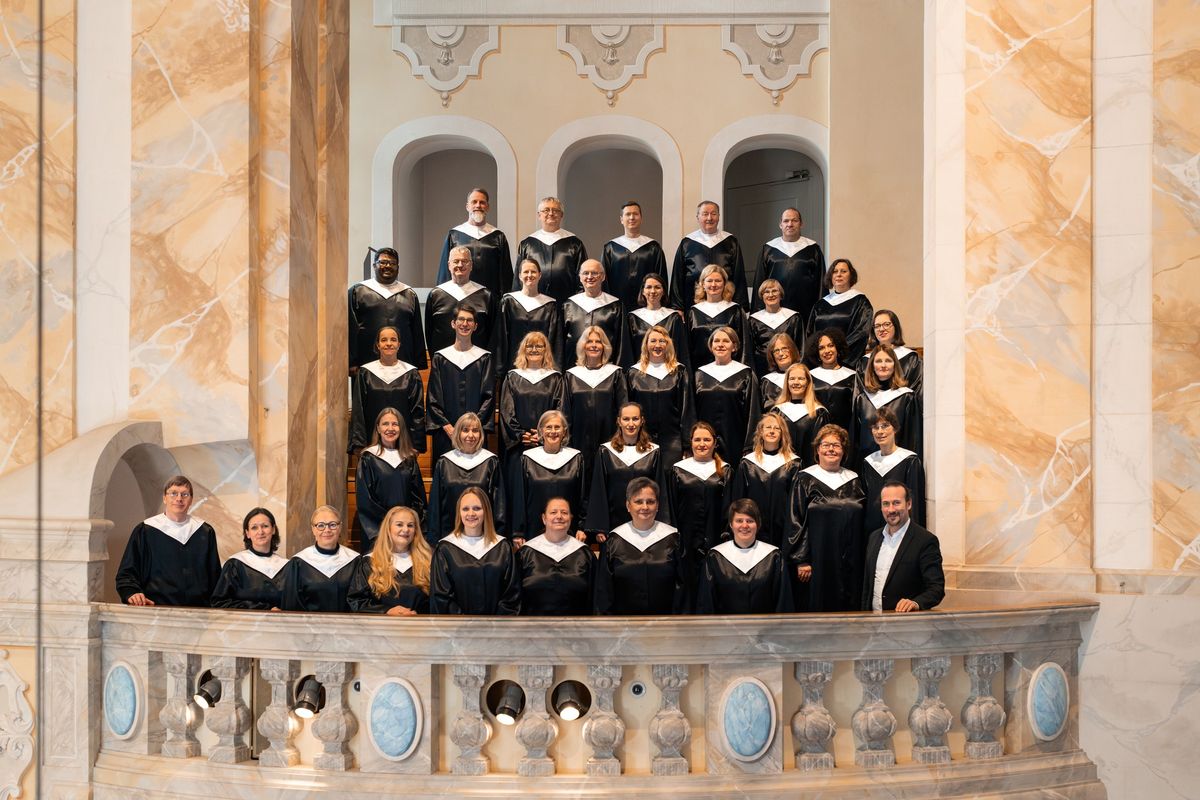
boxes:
[426,357,450,430]
[652,452,671,525]
[114,524,149,603]
[277,561,304,612]
[773,551,795,612]
[429,546,463,614]
[549,303,566,371]
[346,558,388,613]
[407,459,429,528]
[497,233,514,299]
[909,459,927,528]
[592,542,615,615]
[788,486,810,568]
[210,562,244,609]
[611,308,632,369]
[498,377,524,452]
[348,370,369,454]
[435,233,453,286]
[478,356,497,431]
[751,246,770,312]
[202,526,222,599]
[584,451,611,534]
[490,459,509,537]
[496,547,522,616]
[845,295,875,363]
[695,555,717,614]
[671,540,687,615]
[406,369,428,453]
[679,368,697,443]
[730,239,749,309]
[668,246,688,311]
[510,458,529,539]
[405,292,429,370]
[347,287,362,370]
[426,462,448,544]
[743,377,762,455]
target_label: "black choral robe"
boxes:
[562,291,630,369]
[427,448,506,543]
[424,280,497,354]
[752,237,826,321]
[498,367,566,480]
[349,359,426,454]
[686,300,750,368]
[497,291,563,370]
[346,552,430,614]
[807,289,874,366]
[627,306,690,369]
[517,534,595,616]
[789,466,866,613]
[210,548,287,610]
[564,363,628,478]
[510,446,586,540]
[851,385,922,466]
[355,446,427,552]
[858,345,924,396]
[115,514,221,607]
[760,371,787,411]
[426,345,496,460]
[627,362,695,466]
[666,457,729,610]
[696,540,793,614]
[725,452,802,550]
[430,534,521,615]
[594,521,684,615]
[670,230,748,311]
[810,365,858,432]
[602,235,668,310]
[585,442,667,534]
[516,229,588,303]
[861,447,927,535]
[748,307,804,376]
[772,401,830,467]
[436,222,514,304]
[279,544,359,613]
[693,361,760,462]
[348,279,428,370]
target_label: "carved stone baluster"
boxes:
[257,659,300,767]
[206,656,252,763]
[450,664,491,775]
[582,664,624,776]
[909,656,953,764]
[791,660,836,770]
[159,652,201,758]
[851,658,896,768]
[962,653,1006,759]
[650,664,690,776]
[515,664,557,776]
[312,661,357,771]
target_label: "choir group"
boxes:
[115,190,939,617]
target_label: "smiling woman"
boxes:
[278,506,360,613]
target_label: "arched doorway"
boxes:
[561,148,663,255]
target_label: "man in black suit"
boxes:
[862,480,945,612]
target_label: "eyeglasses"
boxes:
[870,423,894,431]
[538,208,563,216]
[873,322,894,330]
[818,443,843,451]
[313,521,342,531]
[376,259,398,267]
[166,491,192,499]
[525,344,546,350]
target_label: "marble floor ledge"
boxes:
[1093,569,1200,596]
[949,567,1098,594]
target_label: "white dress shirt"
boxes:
[872,519,911,611]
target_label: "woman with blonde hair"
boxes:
[585,402,667,537]
[498,330,566,488]
[427,412,506,544]
[430,487,521,615]
[771,363,829,467]
[510,409,586,543]
[686,264,749,367]
[279,505,359,612]
[347,506,432,614]
[626,324,695,465]
[726,412,802,550]
[693,326,760,461]
[749,278,804,377]
[564,326,628,478]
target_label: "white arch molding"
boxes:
[369,117,518,285]
[536,116,684,258]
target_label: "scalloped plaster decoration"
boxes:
[0,650,35,798]
[721,23,829,104]
[391,25,500,106]
[557,25,664,106]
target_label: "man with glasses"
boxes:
[425,246,497,354]
[348,246,428,374]
[435,187,514,305]
[515,197,588,303]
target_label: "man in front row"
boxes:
[862,480,945,613]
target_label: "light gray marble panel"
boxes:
[705,663,783,774]
[353,661,434,774]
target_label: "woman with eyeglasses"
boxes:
[498,331,566,490]
[510,410,587,544]
[211,507,288,610]
[627,325,695,466]
[805,328,857,432]
[696,499,793,615]
[805,258,874,365]
[626,273,689,370]
[430,487,521,615]
[749,279,804,377]
[355,407,426,553]
[347,505,432,614]
[860,407,926,535]
[427,413,506,545]
[686,265,750,368]
[859,309,923,395]
[278,506,359,612]
[851,343,922,466]
[348,325,426,455]
[759,332,802,412]
[497,259,564,371]
[725,412,802,552]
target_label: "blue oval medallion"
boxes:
[368,678,422,760]
[1029,662,1069,741]
[104,663,138,739]
[720,678,776,761]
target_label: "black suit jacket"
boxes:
[861,521,945,611]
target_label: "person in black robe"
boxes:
[749,279,805,377]
[627,324,694,466]
[768,363,830,468]
[852,344,923,466]
[860,407,927,535]
[279,506,359,612]
[347,506,432,614]
[348,326,427,454]
[751,208,826,322]
[627,273,690,370]
[425,245,497,354]
[806,258,874,366]
[498,259,563,370]
[563,259,630,369]
[498,331,566,488]
[693,326,760,462]
[517,498,595,616]
[758,332,802,411]
[211,507,288,610]
[116,475,221,607]
[348,247,428,371]
[670,200,748,311]
[686,264,751,368]
[665,421,730,611]
[515,196,588,303]
[426,305,496,461]
[355,408,426,552]
[789,425,866,612]
[725,413,802,551]
[602,200,668,309]
[435,188,513,303]
[585,403,668,538]
[564,326,629,482]
[859,308,923,396]
[696,499,793,614]
[427,413,506,543]
[509,410,587,542]
[594,478,684,615]
[806,328,858,431]
[430,488,521,615]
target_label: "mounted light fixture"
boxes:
[485,679,526,726]
[551,680,591,721]
[193,670,221,709]
[294,675,326,719]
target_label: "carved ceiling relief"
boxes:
[557,25,664,106]
[721,24,829,104]
[392,25,501,107]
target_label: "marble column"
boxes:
[450,664,491,775]
[312,661,356,770]
[582,664,624,776]
[962,653,1005,759]
[851,658,896,768]
[791,660,836,770]
[515,665,557,777]
[159,653,201,758]
[205,656,251,764]
[650,664,690,776]
[257,659,300,768]
[909,656,953,764]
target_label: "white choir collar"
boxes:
[523,533,587,563]
[436,280,485,301]
[762,372,785,389]
[364,445,402,468]
[743,451,796,474]
[359,277,410,299]
[712,539,778,574]
[228,548,288,579]
[631,306,675,326]
[811,366,857,385]
[568,291,619,313]
[436,344,488,370]
[454,221,497,239]
[864,447,917,476]
[766,236,817,257]
[674,457,718,481]
[442,448,496,471]
[392,552,413,575]
[612,520,677,552]
[750,307,798,328]
[362,359,417,383]
[867,386,914,408]
[776,401,814,422]
[442,533,504,559]
[698,360,750,382]
[685,229,732,248]
[512,367,557,385]
[610,234,654,252]
[505,290,554,312]
[568,362,620,387]
[527,229,575,246]
[693,299,736,317]
[524,446,581,471]
[294,544,358,578]
[602,440,658,467]
[802,464,859,490]
[822,288,863,307]
[634,361,672,380]
[145,513,203,546]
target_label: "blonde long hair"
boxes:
[636,325,679,372]
[773,363,821,417]
[752,411,795,461]
[368,506,432,596]
[862,344,910,393]
[514,330,558,371]
[693,264,735,303]
[452,486,499,546]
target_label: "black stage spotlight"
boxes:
[294,675,326,719]
[551,680,592,721]
[193,670,221,709]
[485,679,526,726]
